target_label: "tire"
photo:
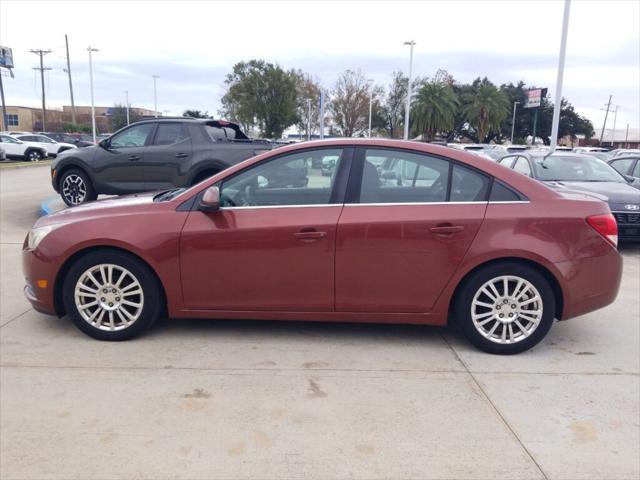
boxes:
[63,250,163,341]
[26,149,43,162]
[453,262,556,355]
[59,169,97,206]
[191,170,219,186]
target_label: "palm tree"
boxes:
[462,78,509,143]
[412,81,459,141]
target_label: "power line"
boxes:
[30,49,52,131]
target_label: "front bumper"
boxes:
[613,211,640,241]
[22,246,57,316]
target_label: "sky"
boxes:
[1,0,638,133]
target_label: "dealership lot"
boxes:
[1,164,639,479]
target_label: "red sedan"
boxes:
[23,139,622,354]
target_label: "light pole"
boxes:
[403,40,416,140]
[125,90,130,125]
[152,75,159,118]
[549,0,570,153]
[510,101,520,145]
[307,98,311,141]
[368,79,374,137]
[87,46,98,143]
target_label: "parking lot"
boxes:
[1,163,639,479]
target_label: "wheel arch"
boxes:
[188,160,228,185]
[448,256,564,322]
[54,161,94,190]
[53,245,168,317]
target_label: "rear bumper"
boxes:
[557,246,623,320]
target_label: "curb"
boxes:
[39,196,58,216]
[0,160,53,170]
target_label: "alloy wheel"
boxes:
[74,263,145,331]
[62,174,87,205]
[470,275,543,344]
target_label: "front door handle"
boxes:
[294,228,327,241]
[128,155,140,161]
[175,153,188,158]
[429,224,465,235]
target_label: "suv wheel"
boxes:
[26,149,43,162]
[63,250,163,341]
[59,169,97,206]
[454,262,555,355]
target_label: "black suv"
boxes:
[51,119,272,205]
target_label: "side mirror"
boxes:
[624,175,635,184]
[99,138,110,149]
[199,186,220,212]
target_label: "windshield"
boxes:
[533,155,624,182]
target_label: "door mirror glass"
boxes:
[199,186,220,212]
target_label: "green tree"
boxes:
[183,109,209,118]
[220,60,299,139]
[412,79,459,141]
[461,78,510,143]
[108,104,141,132]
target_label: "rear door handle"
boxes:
[175,153,188,158]
[128,155,140,161]
[294,229,327,241]
[429,225,465,235]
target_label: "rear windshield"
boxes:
[532,155,624,182]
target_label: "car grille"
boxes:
[613,212,640,225]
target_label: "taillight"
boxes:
[587,214,618,247]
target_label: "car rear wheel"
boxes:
[59,169,97,206]
[454,262,556,355]
[63,250,163,341]
[26,149,43,162]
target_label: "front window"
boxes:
[532,155,625,182]
[0,135,19,144]
[610,159,633,175]
[110,124,154,148]
[220,148,343,207]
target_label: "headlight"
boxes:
[27,226,55,250]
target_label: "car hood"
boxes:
[35,192,158,227]
[544,181,640,205]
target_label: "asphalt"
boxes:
[1,164,638,479]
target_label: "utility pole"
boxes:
[403,40,416,140]
[125,90,130,125]
[610,105,619,147]
[64,35,76,124]
[549,0,570,153]
[87,46,98,143]
[30,49,52,131]
[152,75,159,118]
[599,95,612,144]
[306,98,311,141]
[510,101,520,144]
[625,123,629,148]
[368,79,374,137]
[0,73,7,131]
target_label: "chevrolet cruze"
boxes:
[23,139,623,354]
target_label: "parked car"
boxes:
[50,118,273,206]
[498,152,640,241]
[13,134,77,157]
[69,133,96,145]
[610,149,640,158]
[584,151,613,162]
[574,147,609,153]
[39,132,94,148]
[0,134,48,161]
[0,144,5,161]
[24,139,623,354]
[608,156,640,189]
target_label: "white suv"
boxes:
[12,134,77,157]
[0,134,48,161]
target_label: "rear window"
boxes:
[489,181,523,202]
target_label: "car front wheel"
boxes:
[454,262,556,355]
[26,149,44,162]
[63,250,163,341]
[59,169,97,206]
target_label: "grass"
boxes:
[0,159,53,170]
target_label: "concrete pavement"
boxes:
[1,164,638,479]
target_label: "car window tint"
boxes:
[633,161,640,178]
[37,136,53,143]
[359,149,449,204]
[154,123,189,146]
[220,148,343,207]
[489,181,522,201]
[498,156,515,167]
[513,157,532,177]
[110,124,154,148]
[610,159,634,175]
[450,164,490,201]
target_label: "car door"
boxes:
[92,123,155,193]
[513,156,533,177]
[141,122,193,190]
[335,147,489,313]
[0,134,24,156]
[179,147,351,311]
